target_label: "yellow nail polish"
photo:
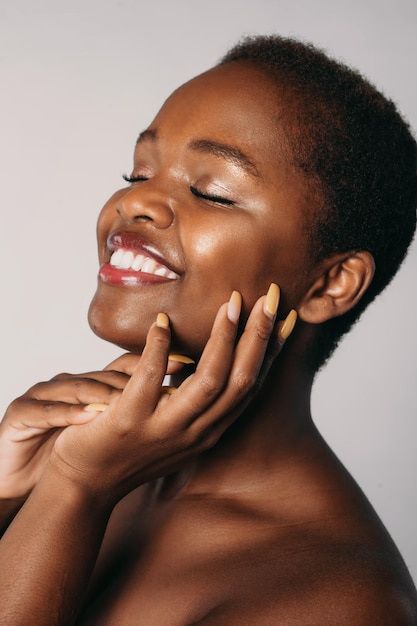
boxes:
[84,403,108,412]
[156,312,169,328]
[168,354,195,364]
[279,309,297,340]
[264,283,280,318]
[160,385,177,394]
[227,290,242,323]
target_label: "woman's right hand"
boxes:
[0,363,135,499]
[49,287,296,509]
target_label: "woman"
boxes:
[0,35,416,624]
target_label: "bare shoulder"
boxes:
[195,522,417,625]
[174,494,417,625]
[256,541,417,625]
[80,481,417,625]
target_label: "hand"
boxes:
[50,286,296,508]
[0,356,139,499]
[0,349,194,501]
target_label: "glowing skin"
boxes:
[0,60,415,625]
[88,63,313,357]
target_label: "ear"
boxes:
[298,251,375,324]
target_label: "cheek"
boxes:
[178,224,273,321]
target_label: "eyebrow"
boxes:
[136,128,158,145]
[136,129,261,180]
[188,138,261,179]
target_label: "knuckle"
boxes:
[74,378,121,402]
[232,370,258,396]
[193,426,221,453]
[203,430,221,450]
[152,333,171,352]
[25,380,49,395]
[141,360,163,385]
[50,372,71,381]
[41,402,60,419]
[5,396,29,417]
[176,426,195,450]
[197,374,224,399]
[186,424,212,451]
[254,320,272,343]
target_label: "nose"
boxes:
[116,183,174,229]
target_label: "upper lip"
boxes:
[106,231,183,276]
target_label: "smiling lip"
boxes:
[99,232,180,287]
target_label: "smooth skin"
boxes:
[0,62,416,625]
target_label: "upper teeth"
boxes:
[110,248,178,279]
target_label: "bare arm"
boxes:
[0,468,111,626]
[0,362,133,536]
[0,287,293,625]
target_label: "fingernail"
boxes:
[227,290,242,323]
[84,403,108,412]
[156,312,169,328]
[168,354,195,364]
[264,283,280,319]
[160,386,177,394]
[279,309,297,340]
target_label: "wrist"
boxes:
[44,451,121,514]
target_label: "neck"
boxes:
[175,338,319,497]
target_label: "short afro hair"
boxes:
[219,35,417,371]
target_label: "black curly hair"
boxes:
[219,35,417,371]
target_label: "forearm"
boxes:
[0,465,112,626]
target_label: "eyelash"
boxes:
[122,175,235,207]
[189,186,235,206]
[123,173,148,183]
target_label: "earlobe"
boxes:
[298,251,375,324]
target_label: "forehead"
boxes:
[169,62,281,121]
[148,62,292,182]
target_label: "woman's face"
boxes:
[88,62,315,356]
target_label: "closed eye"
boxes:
[123,173,148,184]
[122,176,235,206]
[190,186,235,206]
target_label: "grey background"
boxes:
[1,0,416,580]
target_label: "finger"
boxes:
[26,376,126,404]
[192,307,298,446]
[50,369,130,389]
[104,353,140,374]
[257,308,298,377]
[113,313,172,420]
[160,285,279,438]
[152,292,242,427]
[216,284,281,400]
[104,351,195,377]
[4,399,102,440]
[83,382,178,415]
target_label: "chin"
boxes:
[88,292,148,353]
[88,291,209,359]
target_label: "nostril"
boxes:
[116,207,153,222]
[116,196,174,229]
[134,214,153,221]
